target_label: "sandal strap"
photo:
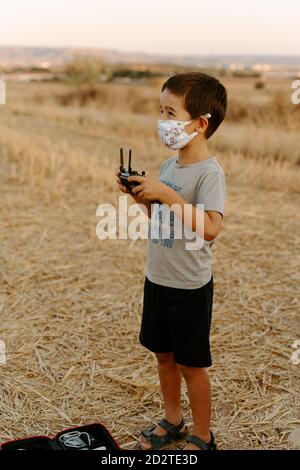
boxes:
[186,432,215,450]
[157,417,185,437]
[140,430,170,448]
[139,417,187,450]
[141,426,156,439]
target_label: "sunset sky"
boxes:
[1,0,299,55]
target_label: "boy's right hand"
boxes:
[115,169,130,194]
[114,169,147,200]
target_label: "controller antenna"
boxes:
[120,148,125,172]
[128,149,132,173]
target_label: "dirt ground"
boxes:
[0,81,299,450]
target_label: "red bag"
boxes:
[0,423,121,451]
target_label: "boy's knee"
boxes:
[176,363,208,378]
[155,352,175,366]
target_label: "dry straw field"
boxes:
[0,74,299,450]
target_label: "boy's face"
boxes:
[159,88,206,138]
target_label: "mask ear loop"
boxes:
[189,113,211,123]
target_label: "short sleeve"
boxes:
[196,171,227,217]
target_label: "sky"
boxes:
[1,0,300,55]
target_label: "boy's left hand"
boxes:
[128,175,168,202]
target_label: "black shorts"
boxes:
[139,275,214,368]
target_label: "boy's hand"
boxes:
[128,175,168,202]
[115,169,149,201]
[115,169,130,194]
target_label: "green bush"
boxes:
[63,55,110,84]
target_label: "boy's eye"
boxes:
[160,109,174,117]
[160,110,174,116]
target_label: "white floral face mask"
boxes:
[157,114,211,150]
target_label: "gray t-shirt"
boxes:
[146,155,227,289]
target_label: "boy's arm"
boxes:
[127,171,226,239]
[159,188,223,241]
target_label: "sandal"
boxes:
[136,417,189,450]
[184,431,217,450]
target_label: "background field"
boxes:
[0,75,299,449]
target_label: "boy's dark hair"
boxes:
[161,72,227,139]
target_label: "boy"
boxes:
[115,72,227,450]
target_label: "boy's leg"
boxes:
[138,351,185,449]
[164,276,214,449]
[157,352,183,423]
[177,365,211,449]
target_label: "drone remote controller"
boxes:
[118,148,145,193]
[118,148,160,205]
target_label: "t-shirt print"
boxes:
[148,179,182,249]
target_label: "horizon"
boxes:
[0,44,300,58]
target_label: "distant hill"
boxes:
[0,45,299,71]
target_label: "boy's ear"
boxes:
[195,116,209,134]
